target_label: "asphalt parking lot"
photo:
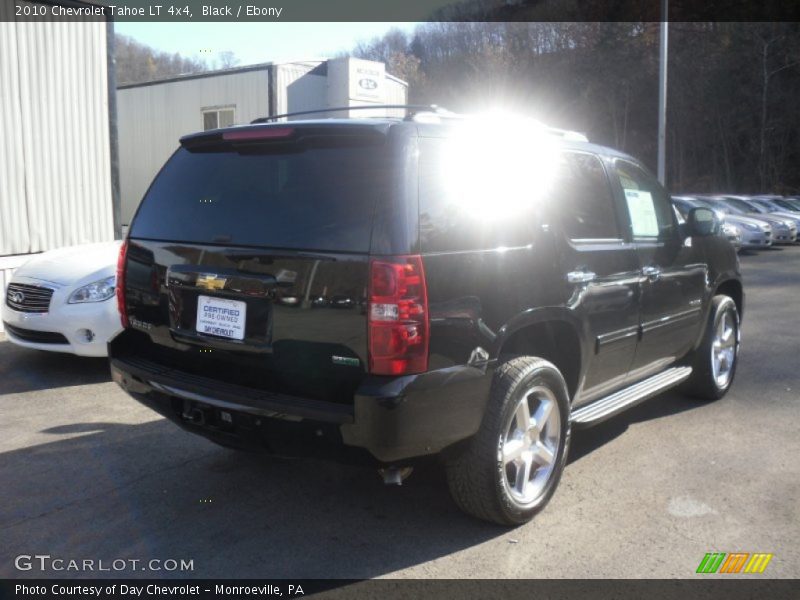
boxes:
[1,246,798,580]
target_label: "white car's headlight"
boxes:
[741,222,758,231]
[722,224,738,236]
[68,276,116,304]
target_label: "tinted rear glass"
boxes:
[130,140,391,252]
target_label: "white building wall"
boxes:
[0,17,113,257]
[117,68,269,225]
[276,61,326,118]
[326,57,408,118]
[0,17,30,257]
[385,74,410,114]
[1,6,114,334]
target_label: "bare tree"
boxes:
[216,51,241,70]
[115,34,209,85]
[751,28,800,189]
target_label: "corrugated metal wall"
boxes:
[0,12,114,257]
[0,17,30,257]
[118,69,270,224]
[385,75,409,108]
[277,62,326,117]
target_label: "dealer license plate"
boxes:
[196,295,246,340]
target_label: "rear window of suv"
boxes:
[129,139,391,252]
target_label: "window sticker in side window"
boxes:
[624,188,659,237]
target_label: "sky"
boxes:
[115,22,419,66]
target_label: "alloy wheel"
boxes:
[500,385,562,505]
[711,309,738,389]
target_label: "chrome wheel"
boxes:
[711,309,737,389]
[500,385,561,506]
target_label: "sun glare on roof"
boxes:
[439,114,561,221]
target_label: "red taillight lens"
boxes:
[116,240,129,328]
[368,255,429,376]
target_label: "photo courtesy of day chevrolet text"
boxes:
[13,584,304,598]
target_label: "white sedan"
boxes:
[2,241,122,357]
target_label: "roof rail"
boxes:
[250,104,456,124]
[249,107,587,140]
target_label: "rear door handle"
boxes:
[567,270,596,284]
[642,266,662,281]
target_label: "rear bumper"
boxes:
[110,356,492,464]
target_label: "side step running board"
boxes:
[571,366,693,428]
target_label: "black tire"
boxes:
[444,357,571,526]
[682,295,740,400]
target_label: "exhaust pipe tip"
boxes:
[379,466,414,486]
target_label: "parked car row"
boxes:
[672,194,800,251]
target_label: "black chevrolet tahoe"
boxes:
[110,111,743,526]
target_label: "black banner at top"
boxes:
[4,0,800,22]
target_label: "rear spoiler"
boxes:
[180,123,390,151]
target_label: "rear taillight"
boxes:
[368,255,429,376]
[116,240,129,328]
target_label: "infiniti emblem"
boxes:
[9,291,25,303]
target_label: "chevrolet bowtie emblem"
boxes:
[196,274,226,291]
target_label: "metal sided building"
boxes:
[117,57,408,226]
[0,1,119,333]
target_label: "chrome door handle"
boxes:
[642,266,662,281]
[567,270,596,284]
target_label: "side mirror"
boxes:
[687,207,719,237]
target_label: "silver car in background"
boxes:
[720,221,743,249]
[705,196,797,244]
[768,197,800,213]
[671,201,741,249]
[748,197,800,234]
[672,196,771,250]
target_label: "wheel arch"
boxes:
[714,278,744,321]
[688,276,744,354]
[493,309,585,401]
